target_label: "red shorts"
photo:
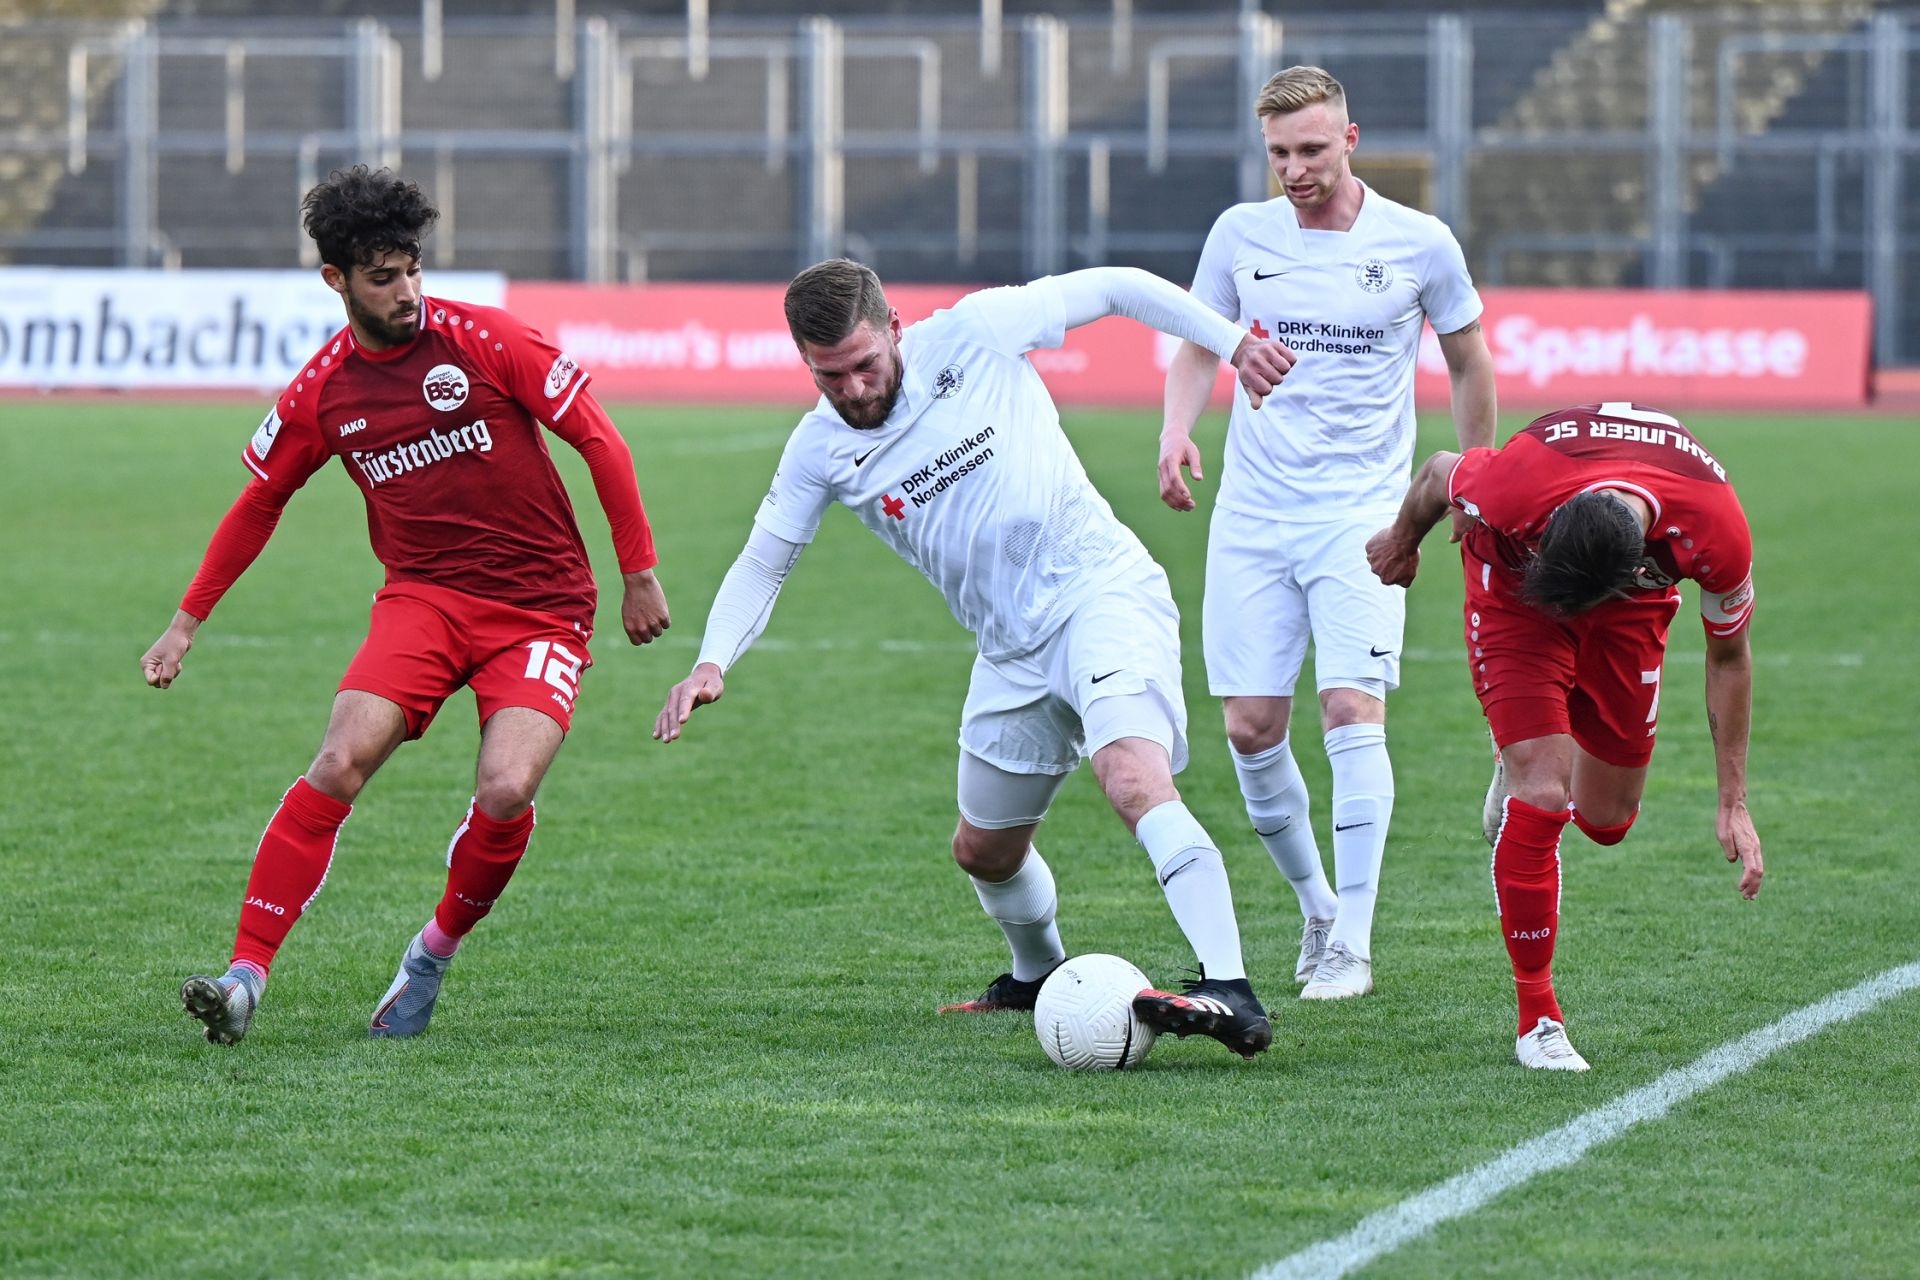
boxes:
[1461,551,1681,769]
[340,580,593,739]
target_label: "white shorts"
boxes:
[1202,505,1405,699]
[958,565,1190,776]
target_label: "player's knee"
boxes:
[951,825,1023,880]
[1571,804,1637,846]
[306,746,371,802]
[1223,708,1287,756]
[474,769,539,820]
[1508,776,1572,814]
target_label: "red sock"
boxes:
[1493,796,1570,1035]
[231,778,352,974]
[1571,805,1636,847]
[434,803,535,939]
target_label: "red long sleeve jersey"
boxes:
[184,297,654,630]
[1447,402,1756,638]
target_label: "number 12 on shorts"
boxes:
[525,640,584,704]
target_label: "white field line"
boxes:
[1252,958,1920,1280]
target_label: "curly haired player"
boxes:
[145,166,670,1044]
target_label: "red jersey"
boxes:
[199,297,649,629]
[1447,403,1755,638]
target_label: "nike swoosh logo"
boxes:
[1090,670,1123,684]
[1252,268,1291,281]
[1254,825,1289,838]
[1369,646,1394,658]
[854,448,879,467]
[1334,821,1374,833]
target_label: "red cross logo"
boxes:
[1249,319,1269,339]
[882,493,906,520]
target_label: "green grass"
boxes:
[1,400,1915,1279]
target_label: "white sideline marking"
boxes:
[1253,959,1920,1280]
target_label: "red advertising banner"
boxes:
[505,282,1871,411]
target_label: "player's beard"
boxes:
[829,345,904,430]
[346,286,420,349]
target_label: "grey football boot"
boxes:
[369,930,455,1038]
[181,968,263,1045]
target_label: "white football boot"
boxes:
[1301,941,1374,1000]
[1482,740,1509,848]
[1294,914,1335,984]
[1516,1016,1591,1071]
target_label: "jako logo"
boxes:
[336,417,368,436]
[423,363,470,411]
[544,352,580,399]
[245,895,287,916]
[1508,927,1553,940]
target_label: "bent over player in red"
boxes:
[1367,402,1763,1071]
[143,166,670,1044]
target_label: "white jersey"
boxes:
[1192,182,1481,521]
[753,278,1154,661]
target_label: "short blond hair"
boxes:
[1255,65,1346,120]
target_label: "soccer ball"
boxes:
[1033,953,1157,1070]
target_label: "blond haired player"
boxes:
[1159,66,1497,999]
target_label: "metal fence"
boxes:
[2,7,1917,361]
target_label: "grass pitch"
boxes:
[1,400,1915,1279]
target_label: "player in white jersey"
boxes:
[655,258,1297,1059]
[1159,66,1498,1000]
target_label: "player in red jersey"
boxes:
[1366,402,1763,1071]
[142,166,670,1044]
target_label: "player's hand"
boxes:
[1447,510,1475,544]
[1158,433,1205,511]
[1228,334,1296,411]
[653,662,724,742]
[1365,526,1421,588]
[141,613,200,689]
[1716,798,1764,899]
[622,568,671,645]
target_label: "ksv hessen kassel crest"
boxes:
[934,365,965,398]
[1355,259,1394,294]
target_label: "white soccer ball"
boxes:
[1033,953,1157,1070]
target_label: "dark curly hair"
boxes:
[1522,491,1646,616]
[300,165,438,274]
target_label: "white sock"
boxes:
[970,847,1067,981]
[1325,723,1394,960]
[1231,739,1338,920]
[1135,800,1246,981]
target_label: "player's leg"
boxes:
[1294,517,1403,999]
[1564,591,1677,846]
[182,689,411,1045]
[1468,555,1589,1069]
[1494,734,1589,1071]
[1205,506,1335,974]
[372,610,586,1039]
[1069,573,1270,1057]
[940,761,1070,1011]
[946,651,1074,1011]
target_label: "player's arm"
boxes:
[543,389,669,645]
[1051,266,1294,411]
[653,526,806,743]
[1159,340,1221,512]
[1365,449,1461,589]
[1435,319,1497,542]
[1702,600,1763,900]
[1436,319,1497,453]
[142,479,293,689]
